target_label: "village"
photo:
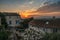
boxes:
[0,12,60,40]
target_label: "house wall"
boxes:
[29,24,54,33]
[5,16,21,27]
[43,28,53,33]
[28,24,45,33]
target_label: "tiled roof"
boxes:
[0,12,20,16]
[29,19,60,28]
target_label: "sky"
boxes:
[0,0,60,18]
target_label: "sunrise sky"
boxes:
[0,0,60,18]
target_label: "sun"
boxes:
[21,13,29,18]
[24,15,28,18]
[20,10,31,18]
[22,13,28,17]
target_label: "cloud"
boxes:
[29,1,34,4]
[30,1,60,13]
[38,1,60,13]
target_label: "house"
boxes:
[0,12,22,40]
[28,18,60,33]
[0,12,22,28]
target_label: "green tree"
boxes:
[41,32,60,40]
[0,31,11,40]
[0,12,8,31]
[49,33,60,40]
[0,12,10,40]
[20,17,33,28]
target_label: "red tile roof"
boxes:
[29,19,60,28]
[0,12,20,16]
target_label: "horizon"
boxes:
[0,12,60,19]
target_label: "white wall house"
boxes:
[2,12,21,27]
[0,12,22,40]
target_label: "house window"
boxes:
[9,16,11,18]
[16,20,20,24]
[9,21,12,24]
[17,16,19,18]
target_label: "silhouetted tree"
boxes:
[0,12,8,30]
[0,12,10,40]
[41,33,60,40]
[21,17,33,28]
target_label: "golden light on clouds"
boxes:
[20,11,30,18]
[20,9,36,18]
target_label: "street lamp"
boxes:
[46,21,49,25]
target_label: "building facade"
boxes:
[0,12,22,40]
[1,12,21,27]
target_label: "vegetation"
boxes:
[41,32,60,40]
[20,17,33,28]
[0,12,8,30]
[0,12,11,40]
[0,31,11,40]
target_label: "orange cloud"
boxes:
[27,1,60,17]
[20,9,37,18]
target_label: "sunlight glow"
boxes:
[20,11,30,18]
